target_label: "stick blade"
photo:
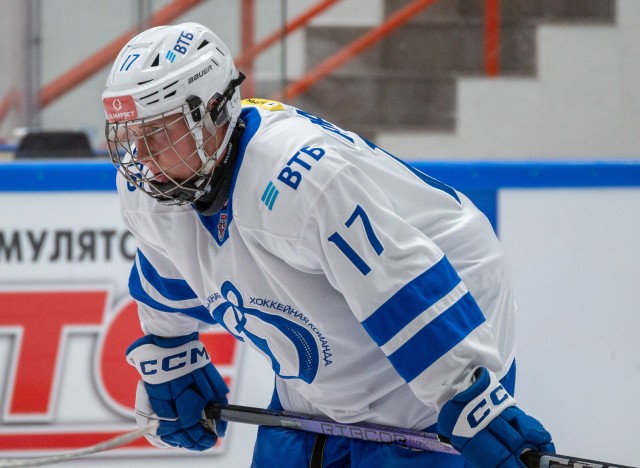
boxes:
[521,450,637,468]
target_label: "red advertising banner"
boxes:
[0,287,241,454]
[0,184,254,464]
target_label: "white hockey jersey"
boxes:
[117,98,516,431]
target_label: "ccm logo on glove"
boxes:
[126,333,229,451]
[437,367,555,468]
[139,346,209,375]
[127,339,211,385]
[467,383,511,428]
[451,371,516,438]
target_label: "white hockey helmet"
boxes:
[102,22,244,205]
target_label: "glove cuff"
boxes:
[441,367,517,439]
[126,333,211,385]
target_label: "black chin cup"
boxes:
[148,178,207,205]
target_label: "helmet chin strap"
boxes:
[200,110,238,177]
[184,98,218,180]
[193,118,245,215]
[185,72,245,189]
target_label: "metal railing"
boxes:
[278,0,440,101]
[0,0,503,130]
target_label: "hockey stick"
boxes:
[519,451,637,468]
[203,402,457,455]
[0,421,158,468]
[203,403,636,468]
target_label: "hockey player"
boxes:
[102,22,554,467]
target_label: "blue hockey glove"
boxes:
[126,332,229,451]
[437,368,554,468]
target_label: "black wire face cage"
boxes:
[105,100,220,205]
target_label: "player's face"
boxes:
[128,113,225,183]
[128,114,201,182]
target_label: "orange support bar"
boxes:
[484,0,501,76]
[0,88,21,127]
[235,0,340,69]
[20,0,453,122]
[241,0,256,97]
[279,0,439,101]
[39,0,204,108]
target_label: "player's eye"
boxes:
[142,126,164,136]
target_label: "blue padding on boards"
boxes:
[1,160,639,230]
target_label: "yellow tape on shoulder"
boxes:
[242,98,285,111]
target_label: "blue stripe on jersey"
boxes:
[362,137,461,204]
[135,249,198,300]
[193,108,262,241]
[387,292,486,382]
[226,106,262,219]
[361,256,462,347]
[128,250,215,323]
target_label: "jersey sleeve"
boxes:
[127,246,216,336]
[117,176,213,338]
[297,163,505,410]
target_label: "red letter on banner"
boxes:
[0,290,106,418]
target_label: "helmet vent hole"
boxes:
[165,90,177,98]
[197,40,210,50]
[163,80,179,90]
[147,99,159,105]
[141,91,159,100]
[138,79,153,85]
[215,46,225,56]
[151,54,160,67]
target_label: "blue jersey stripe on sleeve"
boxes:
[361,256,461,347]
[386,292,486,382]
[135,249,198,301]
[128,263,215,323]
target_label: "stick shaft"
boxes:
[204,403,637,468]
[204,403,458,455]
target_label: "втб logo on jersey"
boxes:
[211,281,332,383]
[261,181,279,210]
[262,145,326,210]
